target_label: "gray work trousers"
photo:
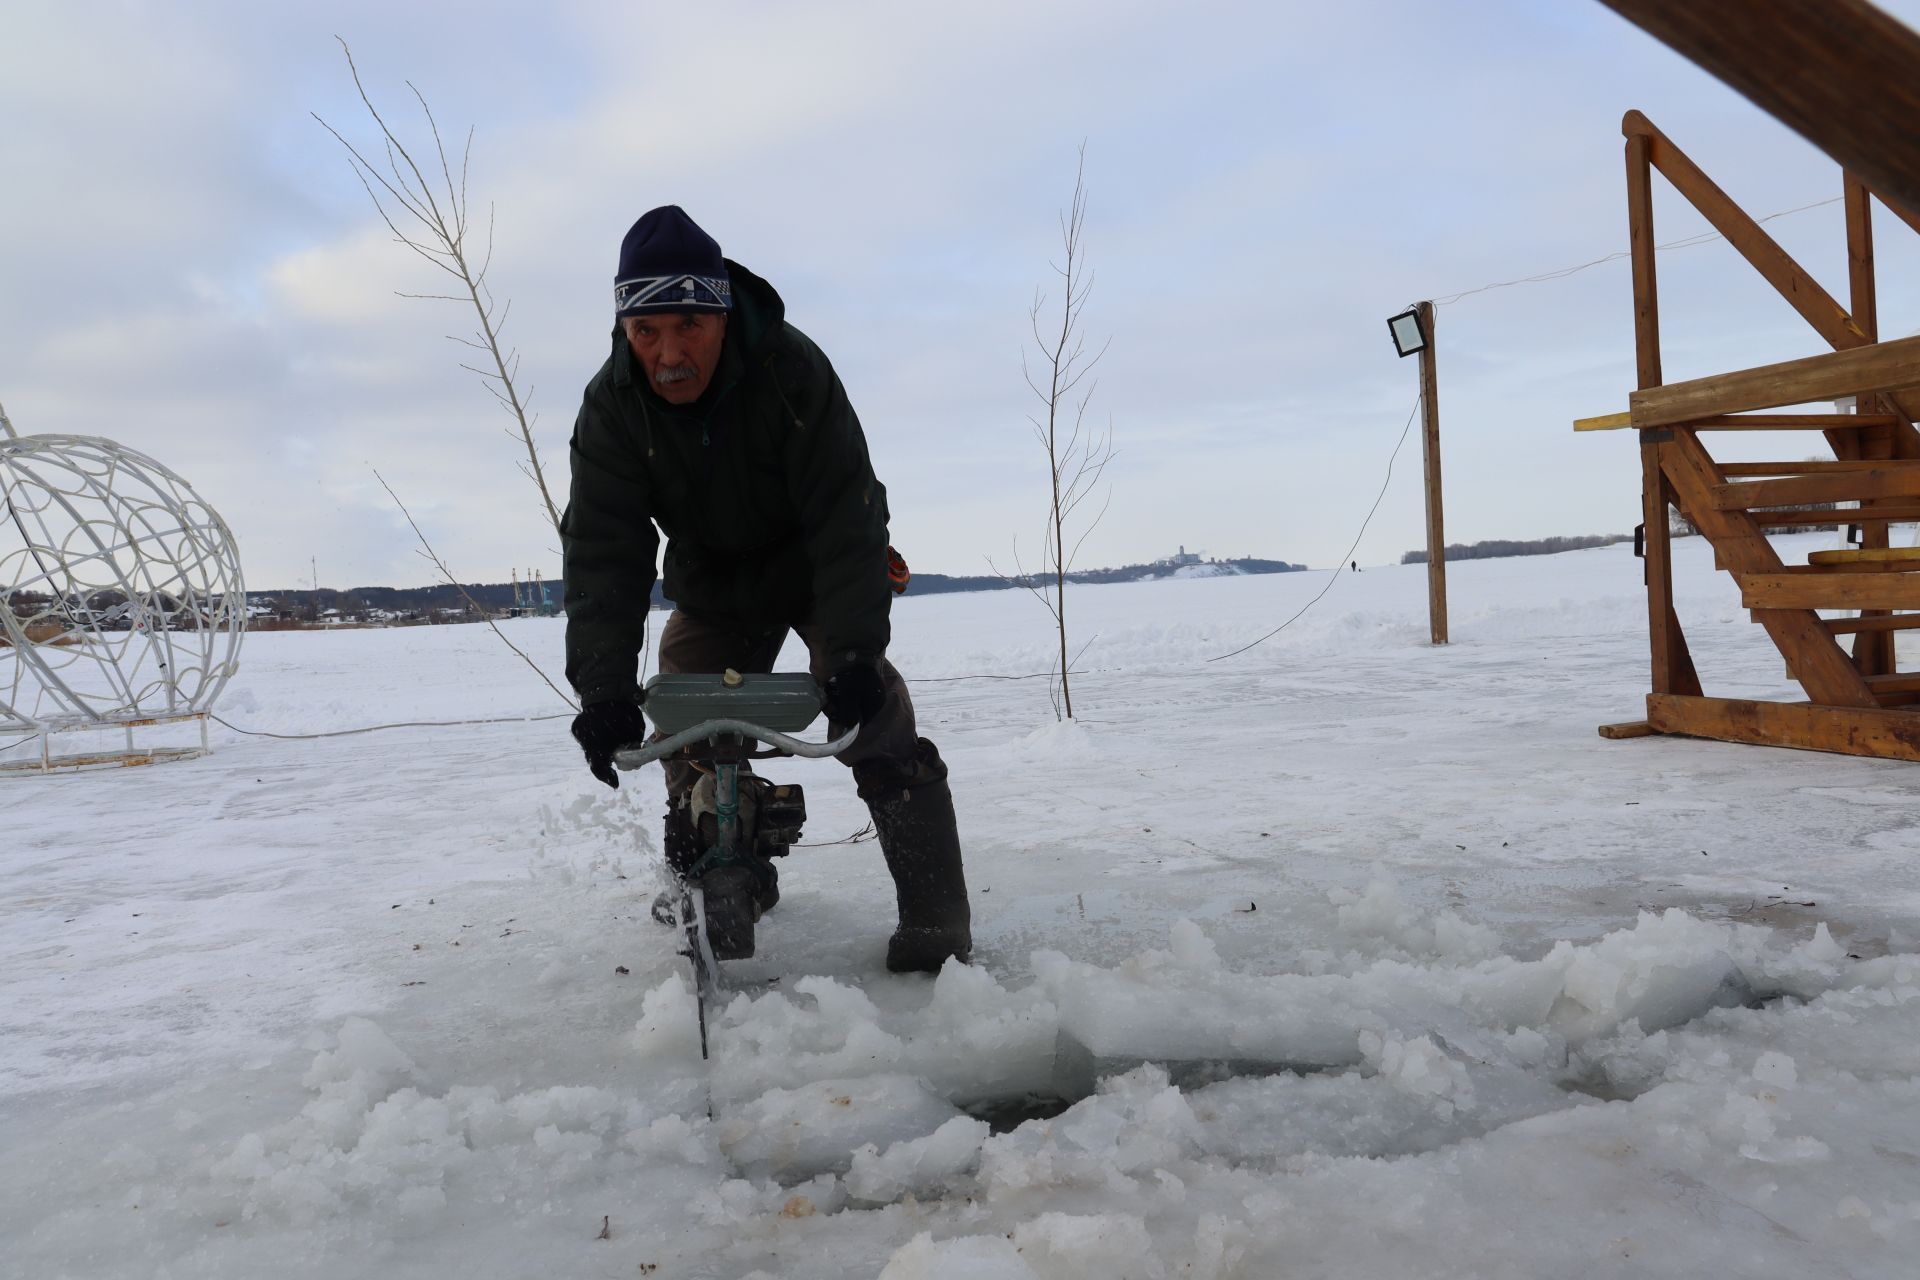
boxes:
[656,609,924,802]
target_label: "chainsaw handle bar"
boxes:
[612,719,859,771]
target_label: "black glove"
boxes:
[823,664,886,728]
[571,697,649,789]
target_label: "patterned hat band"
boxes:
[614,273,732,315]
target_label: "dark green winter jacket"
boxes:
[561,259,891,707]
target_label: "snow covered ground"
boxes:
[5,532,1919,1278]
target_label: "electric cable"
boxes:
[1431,195,1843,307]
[208,711,571,740]
[1207,392,1424,662]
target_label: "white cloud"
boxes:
[5,0,1920,591]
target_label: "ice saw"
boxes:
[613,669,855,1057]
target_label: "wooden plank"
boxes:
[1740,572,1920,611]
[1598,720,1655,739]
[1689,413,1902,429]
[1646,692,1920,762]
[1710,465,1920,510]
[1865,673,1920,694]
[1721,460,1887,476]
[1735,563,1914,578]
[1809,547,1920,565]
[1627,113,1866,351]
[1631,333,1920,429]
[1574,411,1633,433]
[1749,506,1916,527]
[1825,613,1920,635]
[1778,563,1920,577]
[1605,4,1920,220]
[1662,431,1874,707]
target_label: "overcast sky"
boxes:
[5,0,1919,591]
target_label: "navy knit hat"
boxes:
[614,206,732,316]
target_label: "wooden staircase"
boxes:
[1588,113,1920,759]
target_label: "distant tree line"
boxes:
[253,556,1309,618]
[1401,535,1632,565]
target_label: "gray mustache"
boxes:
[655,365,697,385]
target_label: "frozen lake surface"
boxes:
[4,534,1918,1278]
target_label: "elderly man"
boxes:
[561,205,970,974]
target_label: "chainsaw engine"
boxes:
[689,773,807,859]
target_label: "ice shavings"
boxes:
[1331,870,1498,961]
[211,1018,722,1229]
[717,1075,965,1180]
[1042,905,1870,1099]
[978,1064,1202,1200]
[704,966,1059,1107]
[847,1116,994,1204]
[879,1232,1041,1280]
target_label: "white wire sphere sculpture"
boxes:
[1,433,245,733]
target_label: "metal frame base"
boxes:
[0,710,211,776]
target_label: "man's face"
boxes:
[623,312,727,405]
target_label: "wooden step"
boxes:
[1689,413,1907,430]
[1749,506,1920,527]
[1711,465,1920,509]
[1808,547,1920,565]
[1740,571,1920,610]
[1824,613,1920,635]
[1726,556,1920,575]
[1722,460,1892,475]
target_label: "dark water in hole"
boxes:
[962,1093,1077,1133]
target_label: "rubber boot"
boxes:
[862,739,971,973]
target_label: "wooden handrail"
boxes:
[1623,112,1868,351]
[1630,332,1920,428]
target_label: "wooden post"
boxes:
[1626,129,1703,698]
[1842,171,1897,676]
[1415,300,1448,645]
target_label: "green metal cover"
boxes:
[642,672,823,735]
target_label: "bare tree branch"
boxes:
[1009,142,1114,720]
[316,38,565,543]
[372,468,577,711]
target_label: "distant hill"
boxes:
[250,555,1306,616]
[907,557,1306,596]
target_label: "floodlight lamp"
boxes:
[1388,307,1427,358]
